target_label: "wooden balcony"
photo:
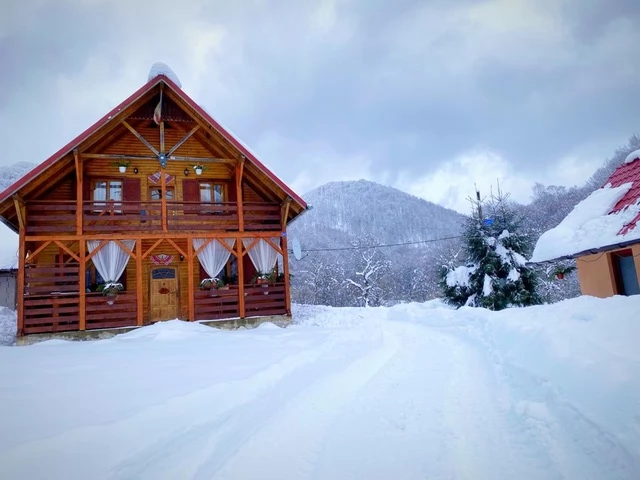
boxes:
[24,200,282,235]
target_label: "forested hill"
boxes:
[0,162,36,193]
[289,179,465,247]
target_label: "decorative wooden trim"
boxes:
[85,240,108,263]
[165,238,186,258]
[187,235,195,321]
[263,236,284,256]
[281,232,291,315]
[16,228,25,336]
[237,236,245,318]
[26,240,53,264]
[122,120,160,156]
[26,231,285,242]
[54,240,80,262]
[237,157,245,232]
[12,196,25,231]
[136,239,143,326]
[82,153,158,161]
[241,237,260,256]
[167,125,200,157]
[112,239,136,258]
[142,239,165,259]
[79,240,86,330]
[281,197,291,229]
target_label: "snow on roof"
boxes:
[624,149,640,164]
[147,62,182,88]
[531,157,640,263]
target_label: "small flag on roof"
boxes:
[153,90,163,125]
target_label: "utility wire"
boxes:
[299,235,464,253]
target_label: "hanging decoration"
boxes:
[147,171,175,185]
[150,253,174,265]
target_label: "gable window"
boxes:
[611,250,640,296]
[93,180,122,212]
[149,187,175,200]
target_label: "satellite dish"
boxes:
[291,237,303,261]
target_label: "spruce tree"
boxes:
[440,187,541,310]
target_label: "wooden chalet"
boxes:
[0,73,307,336]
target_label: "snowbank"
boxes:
[530,183,640,262]
[1,296,639,478]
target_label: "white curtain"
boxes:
[87,240,135,283]
[193,238,235,279]
[242,238,280,274]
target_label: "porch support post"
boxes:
[16,228,25,336]
[237,236,245,318]
[281,233,292,316]
[161,166,168,231]
[187,235,195,321]
[136,239,143,326]
[79,240,86,331]
[236,157,245,232]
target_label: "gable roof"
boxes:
[0,75,307,212]
[530,154,640,263]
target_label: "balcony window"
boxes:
[93,180,122,213]
[200,182,225,213]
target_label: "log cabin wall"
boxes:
[8,79,301,336]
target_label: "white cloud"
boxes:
[395,148,600,214]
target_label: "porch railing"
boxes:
[24,200,282,235]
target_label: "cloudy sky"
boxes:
[2,0,639,213]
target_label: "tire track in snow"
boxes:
[203,329,401,480]
[0,329,378,480]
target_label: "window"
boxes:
[611,250,640,296]
[200,182,225,213]
[93,180,122,212]
[149,187,175,201]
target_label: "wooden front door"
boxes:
[149,266,180,322]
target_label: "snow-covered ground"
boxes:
[0,296,639,479]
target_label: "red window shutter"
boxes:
[123,178,141,201]
[183,179,199,214]
[228,180,237,203]
[123,178,141,214]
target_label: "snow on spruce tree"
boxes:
[440,186,540,310]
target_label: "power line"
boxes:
[299,235,464,253]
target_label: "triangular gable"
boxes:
[0,75,307,212]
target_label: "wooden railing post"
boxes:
[79,240,86,331]
[136,239,143,326]
[187,235,195,321]
[237,236,245,318]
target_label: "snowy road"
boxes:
[1,296,639,479]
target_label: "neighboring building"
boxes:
[0,69,307,336]
[0,230,18,310]
[530,150,640,297]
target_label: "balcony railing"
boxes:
[24,200,281,235]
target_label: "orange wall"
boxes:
[577,244,640,297]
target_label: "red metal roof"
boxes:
[607,156,640,235]
[0,75,307,210]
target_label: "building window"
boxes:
[149,187,175,201]
[200,182,225,213]
[93,180,122,212]
[611,250,640,296]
